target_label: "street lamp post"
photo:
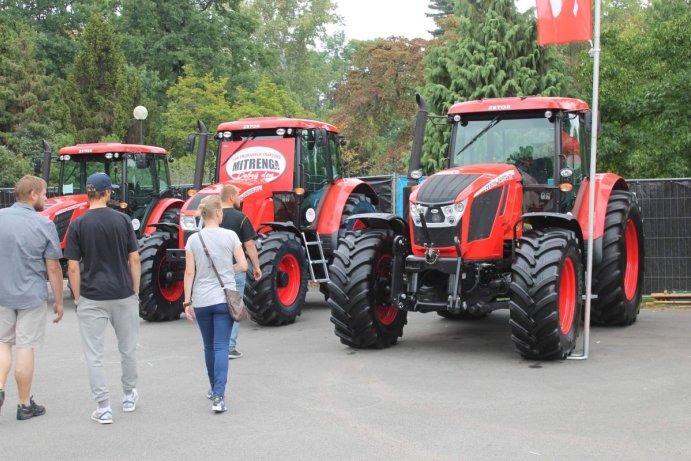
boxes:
[133,105,148,144]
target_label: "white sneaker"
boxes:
[91,407,113,424]
[122,389,139,412]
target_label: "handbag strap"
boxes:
[198,231,226,290]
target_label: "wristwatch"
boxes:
[183,301,192,308]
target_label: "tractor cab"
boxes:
[212,118,344,232]
[447,97,591,214]
[52,143,173,236]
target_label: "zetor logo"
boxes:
[225,146,286,183]
[488,105,511,111]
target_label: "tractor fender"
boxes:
[316,179,378,235]
[573,173,628,240]
[257,221,302,237]
[144,198,184,235]
[346,213,408,238]
[519,212,596,266]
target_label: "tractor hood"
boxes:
[410,164,520,206]
[40,194,89,220]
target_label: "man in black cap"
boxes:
[65,172,141,425]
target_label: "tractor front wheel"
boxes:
[245,232,309,326]
[509,228,583,360]
[592,191,644,326]
[327,230,407,348]
[139,230,184,321]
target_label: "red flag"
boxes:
[536,0,592,45]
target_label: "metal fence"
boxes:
[2,178,689,294]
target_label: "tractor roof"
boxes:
[216,117,338,133]
[58,143,167,155]
[448,97,589,115]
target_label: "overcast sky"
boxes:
[333,0,535,41]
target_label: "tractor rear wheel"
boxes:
[509,228,583,360]
[245,231,308,326]
[139,230,184,321]
[592,191,644,326]
[327,230,407,348]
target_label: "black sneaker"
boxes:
[16,397,46,420]
[0,389,4,415]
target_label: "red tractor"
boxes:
[38,142,185,318]
[152,118,378,325]
[327,95,644,360]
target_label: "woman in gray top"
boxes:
[183,195,247,413]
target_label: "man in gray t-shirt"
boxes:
[0,175,63,421]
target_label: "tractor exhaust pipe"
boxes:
[41,140,52,184]
[408,94,428,186]
[192,120,208,191]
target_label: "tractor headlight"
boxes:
[180,215,198,231]
[455,200,466,214]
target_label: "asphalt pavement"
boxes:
[1,285,689,460]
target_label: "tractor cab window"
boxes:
[155,156,170,192]
[59,154,123,201]
[126,154,160,219]
[328,132,343,180]
[451,114,556,185]
[301,130,329,193]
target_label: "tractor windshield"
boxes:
[59,154,124,201]
[451,114,556,184]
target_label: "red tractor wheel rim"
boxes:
[277,253,300,305]
[374,254,398,326]
[158,256,184,302]
[624,219,640,301]
[559,257,576,334]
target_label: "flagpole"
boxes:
[569,0,601,361]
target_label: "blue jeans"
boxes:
[229,272,246,352]
[194,303,234,398]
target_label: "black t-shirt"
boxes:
[221,208,256,243]
[64,207,139,300]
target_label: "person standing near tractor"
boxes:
[65,173,141,425]
[220,185,262,359]
[0,175,63,421]
[183,195,247,413]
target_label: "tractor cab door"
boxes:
[298,128,342,228]
[558,112,590,213]
[125,153,165,225]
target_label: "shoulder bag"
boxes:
[198,232,248,322]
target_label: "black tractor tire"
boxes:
[509,228,583,360]
[327,229,407,348]
[592,190,644,326]
[160,207,180,225]
[139,230,184,321]
[244,231,309,326]
[319,192,377,300]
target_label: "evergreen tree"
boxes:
[420,0,568,173]
[426,0,456,37]
[64,15,142,143]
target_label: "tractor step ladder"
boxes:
[301,231,330,283]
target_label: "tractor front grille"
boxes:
[54,209,74,242]
[413,218,462,248]
[468,187,502,242]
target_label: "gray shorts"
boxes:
[0,303,48,348]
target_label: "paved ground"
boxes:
[1,286,690,460]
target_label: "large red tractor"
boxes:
[154,118,377,325]
[327,95,644,360]
[38,143,185,319]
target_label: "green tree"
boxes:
[160,65,235,156]
[244,0,343,114]
[420,0,568,173]
[230,77,306,119]
[580,0,690,178]
[426,0,456,37]
[63,15,143,143]
[331,37,428,175]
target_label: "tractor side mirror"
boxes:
[168,153,175,163]
[338,135,347,147]
[185,134,196,152]
[32,158,42,175]
[315,128,328,148]
[341,159,350,177]
[584,111,601,137]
